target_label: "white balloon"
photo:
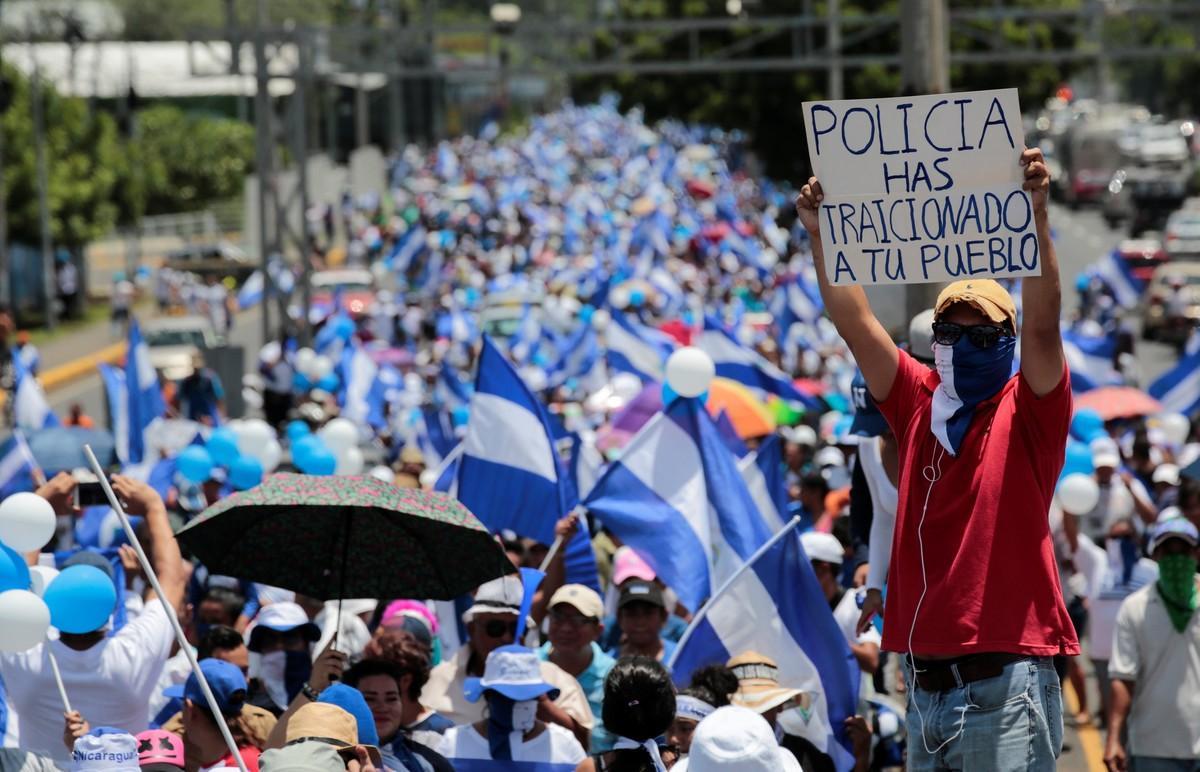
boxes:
[28,565,58,597]
[591,308,611,332]
[1158,413,1192,448]
[665,347,716,398]
[335,447,365,476]
[0,590,50,652]
[236,419,276,458]
[320,418,359,454]
[257,439,283,474]
[368,465,395,484]
[418,469,438,489]
[294,347,316,377]
[307,355,334,382]
[0,493,57,552]
[242,387,264,411]
[1057,473,1101,516]
[610,286,631,309]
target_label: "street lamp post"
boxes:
[30,45,54,331]
[489,3,521,115]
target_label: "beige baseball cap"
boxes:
[548,584,605,619]
[935,279,1017,330]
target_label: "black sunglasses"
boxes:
[482,619,519,638]
[931,321,1012,350]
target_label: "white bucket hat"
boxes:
[675,706,802,772]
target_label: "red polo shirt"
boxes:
[876,350,1080,657]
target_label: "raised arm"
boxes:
[111,475,186,616]
[795,178,898,402]
[1017,148,1066,397]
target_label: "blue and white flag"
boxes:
[583,398,772,614]
[1061,326,1123,393]
[738,434,789,533]
[1094,250,1144,309]
[340,344,379,428]
[386,225,428,274]
[12,351,58,431]
[437,361,473,411]
[1149,331,1200,417]
[0,432,40,498]
[458,337,599,590]
[713,411,749,459]
[669,521,860,772]
[696,316,819,408]
[432,443,463,496]
[237,270,264,310]
[771,272,824,333]
[126,320,167,464]
[604,311,674,382]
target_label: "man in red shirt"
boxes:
[795,148,1077,771]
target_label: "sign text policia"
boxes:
[802,88,1040,286]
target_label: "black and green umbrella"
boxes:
[175,473,513,601]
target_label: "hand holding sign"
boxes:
[1020,147,1050,215]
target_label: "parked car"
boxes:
[1142,262,1200,345]
[1164,205,1200,257]
[142,315,223,380]
[1115,238,1170,283]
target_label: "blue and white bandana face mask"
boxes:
[930,335,1016,455]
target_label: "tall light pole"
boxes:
[254,0,273,348]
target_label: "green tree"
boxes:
[1,64,122,246]
[117,104,255,221]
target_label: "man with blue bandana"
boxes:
[795,147,1076,771]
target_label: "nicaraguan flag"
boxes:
[12,350,58,431]
[1149,331,1200,417]
[604,311,675,382]
[583,397,771,614]
[0,432,40,497]
[432,443,462,496]
[436,361,473,411]
[237,270,264,309]
[713,410,749,458]
[125,320,167,464]
[669,522,860,771]
[387,225,428,274]
[1061,326,1123,393]
[738,434,790,533]
[1094,250,1144,309]
[696,316,819,408]
[458,336,599,589]
[340,344,379,428]
[771,272,824,333]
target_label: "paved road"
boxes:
[48,307,265,425]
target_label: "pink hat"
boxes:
[135,730,185,770]
[613,546,656,586]
[381,600,439,634]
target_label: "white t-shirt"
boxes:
[1071,534,1158,660]
[833,588,882,649]
[442,723,587,764]
[0,601,174,764]
[1109,581,1200,759]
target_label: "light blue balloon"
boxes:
[317,373,340,392]
[305,447,337,476]
[452,406,470,428]
[44,565,117,634]
[579,304,595,323]
[1070,409,1106,443]
[178,446,214,484]
[662,383,678,405]
[0,544,31,592]
[230,456,264,491]
[1061,440,1094,479]
[286,420,312,442]
[629,288,645,308]
[294,373,312,393]
[206,428,240,467]
[292,435,323,470]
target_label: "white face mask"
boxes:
[511,699,538,733]
[256,650,288,710]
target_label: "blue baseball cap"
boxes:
[318,683,379,746]
[848,371,889,438]
[464,645,560,703]
[1149,516,1199,555]
[164,658,247,717]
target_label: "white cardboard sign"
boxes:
[802,88,1041,286]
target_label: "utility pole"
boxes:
[0,0,9,310]
[827,0,843,100]
[254,0,273,348]
[296,31,312,347]
[30,47,55,331]
[900,0,949,325]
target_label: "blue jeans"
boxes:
[903,656,1063,771]
[1131,759,1200,772]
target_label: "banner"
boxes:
[802,88,1039,286]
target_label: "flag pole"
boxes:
[46,645,72,713]
[667,516,803,673]
[83,445,249,772]
[537,505,585,572]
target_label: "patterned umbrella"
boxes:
[175,473,514,601]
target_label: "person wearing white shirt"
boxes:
[0,474,187,766]
[1105,517,1200,772]
[800,531,881,678]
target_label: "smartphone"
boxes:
[75,481,110,508]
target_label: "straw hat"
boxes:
[727,651,808,715]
